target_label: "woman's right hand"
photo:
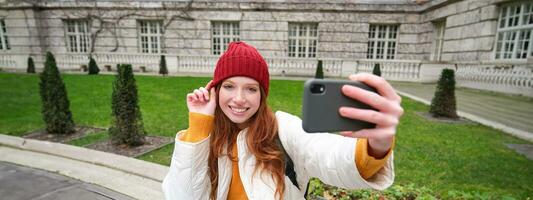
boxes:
[186,81,217,116]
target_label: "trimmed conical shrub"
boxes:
[430,69,459,118]
[373,63,381,77]
[159,55,168,76]
[39,52,75,135]
[109,64,146,146]
[315,60,324,79]
[27,56,35,73]
[88,57,100,75]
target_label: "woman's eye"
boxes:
[248,87,258,93]
[223,84,234,89]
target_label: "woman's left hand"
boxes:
[339,73,404,158]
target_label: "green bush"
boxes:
[159,55,168,76]
[88,57,100,75]
[307,181,518,200]
[109,64,146,146]
[429,68,458,118]
[372,63,381,77]
[308,178,325,197]
[315,60,324,79]
[27,56,35,73]
[39,52,75,135]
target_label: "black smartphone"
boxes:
[302,79,377,133]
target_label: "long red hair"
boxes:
[208,85,285,200]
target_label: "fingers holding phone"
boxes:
[186,80,217,116]
[339,73,404,156]
[339,73,403,129]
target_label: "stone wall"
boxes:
[0,0,521,63]
[421,0,508,62]
[0,9,42,54]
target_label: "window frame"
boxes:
[0,19,10,50]
[431,20,446,61]
[137,20,164,54]
[366,24,399,60]
[64,19,91,53]
[494,1,533,60]
[288,22,318,58]
[211,21,240,55]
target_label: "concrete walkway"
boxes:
[391,81,533,142]
[0,161,135,200]
[0,134,170,200]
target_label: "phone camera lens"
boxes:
[310,84,325,94]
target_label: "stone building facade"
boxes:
[2,0,531,61]
[0,0,532,96]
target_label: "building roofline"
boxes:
[1,0,439,13]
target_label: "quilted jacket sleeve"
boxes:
[162,112,215,200]
[162,131,211,200]
[275,111,394,190]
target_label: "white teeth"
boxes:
[230,106,247,113]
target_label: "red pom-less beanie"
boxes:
[210,41,270,96]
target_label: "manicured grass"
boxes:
[394,99,531,198]
[0,72,532,198]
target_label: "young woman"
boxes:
[162,41,403,200]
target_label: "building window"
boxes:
[65,20,90,53]
[288,23,318,58]
[366,24,398,60]
[212,22,239,55]
[495,2,533,59]
[431,20,446,61]
[0,19,9,50]
[138,20,163,54]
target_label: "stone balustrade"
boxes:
[176,55,219,74]
[95,53,161,72]
[56,53,89,71]
[0,53,17,69]
[1,52,532,97]
[266,57,343,77]
[357,59,422,81]
[55,53,162,72]
[456,62,533,97]
[173,56,344,77]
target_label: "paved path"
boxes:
[0,161,135,200]
[0,134,169,200]
[391,81,533,142]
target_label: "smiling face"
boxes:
[218,76,262,128]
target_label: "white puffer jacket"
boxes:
[162,111,394,200]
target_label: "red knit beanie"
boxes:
[210,41,270,96]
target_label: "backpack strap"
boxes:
[275,134,310,199]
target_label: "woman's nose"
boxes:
[233,90,246,104]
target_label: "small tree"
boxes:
[315,60,324,79]
[39,52,75,135]
[372,63,381,77]
[27,57,35,73]
[159,55,168,76]
[429,69,459,118]
[109,64,146,146]
[88,57,100,75]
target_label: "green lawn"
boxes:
[0,72,531,199]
